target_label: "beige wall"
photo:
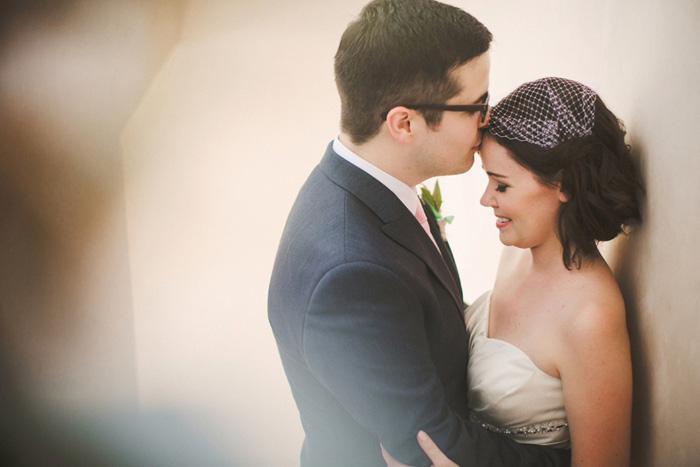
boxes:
[2,0,699,465]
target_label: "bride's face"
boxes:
[478,135,566,250]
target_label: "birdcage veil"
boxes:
[487,77,597,149]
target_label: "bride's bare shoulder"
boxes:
[559,260,627,341]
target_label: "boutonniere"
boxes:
[419,180,454,242]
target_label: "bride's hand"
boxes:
[380,432,459,467]
[416,430,459,467]
[381,444,411,467]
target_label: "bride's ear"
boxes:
[553,172,569,202]
[557,187,569,203]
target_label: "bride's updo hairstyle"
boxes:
[486,77,642,269]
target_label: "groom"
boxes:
[269,1,569,465]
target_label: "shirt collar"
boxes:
[333,136,419,215]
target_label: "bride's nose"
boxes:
[480,187,495,208]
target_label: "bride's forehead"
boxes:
[480,138,511,165]
[480,141,531,176]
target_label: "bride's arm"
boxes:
[557,293,632,466]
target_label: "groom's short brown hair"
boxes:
[334,0,492,144]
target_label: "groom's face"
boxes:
[415,51,491,179]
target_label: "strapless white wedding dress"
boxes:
[465,291,570,448]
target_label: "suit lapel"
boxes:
[319,143,463,312]
[424,203,463,300]
[381,218,463,311]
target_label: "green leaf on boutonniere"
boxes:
[419,185,436,209]
[433,179,442,211]
[420,180,455,242]
[420,180,442,212]
[419,180,454,225]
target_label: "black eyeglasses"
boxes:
[381,93,490,123]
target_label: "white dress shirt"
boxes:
[332,137,419,216]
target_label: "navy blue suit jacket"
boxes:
[268,144,570,466]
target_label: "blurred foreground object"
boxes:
[0,1,231,464]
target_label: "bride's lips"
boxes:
[495,216,511,228]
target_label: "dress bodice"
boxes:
[465,291,570,448]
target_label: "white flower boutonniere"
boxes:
[419,180,454,242]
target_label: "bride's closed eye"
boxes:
[496,184,508,193]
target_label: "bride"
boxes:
[386,77,641,466]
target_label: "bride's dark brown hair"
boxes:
[488,97,643,269]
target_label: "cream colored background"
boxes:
[0,0,698,465]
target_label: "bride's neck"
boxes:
[527,242,601,275]
[527,241,569,275]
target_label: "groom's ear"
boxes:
[384,106,416,144]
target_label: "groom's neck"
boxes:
[338,132,424,187]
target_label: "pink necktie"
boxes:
[415,204,441,252]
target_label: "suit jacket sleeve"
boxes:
[304,261,570,466]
